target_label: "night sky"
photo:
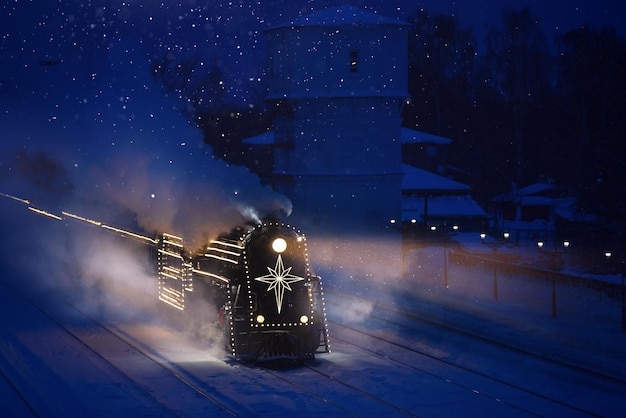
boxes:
[2,1,624,105]
[0,0,624,243]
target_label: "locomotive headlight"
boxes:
[256,314,265,324]
[272,237,287,253]
[299,315,309,324]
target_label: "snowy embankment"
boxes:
[0,280,176,417]
[1,225,625,417]
[311,232,626,383]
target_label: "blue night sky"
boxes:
[1,0,624,105]
[0,0,623,241]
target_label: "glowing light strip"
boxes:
[158,295,184,310]
[192,269,230,284]
[100,224,156,243]
[206,246,240,257]
[162,266,183,275]
[0,192,30,204]
[163,232,183,240]
[163,239,183,248]
[28,206,62,220]
[159,271,182,281]
[5,192,160,247]
[157,249,183,259]
[203,253,239,264]
[210,239,243,249]
[62,211,102,226]
[160,287,183,297]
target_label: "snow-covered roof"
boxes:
[244,129,453,146]
[401,128,452,145]
[520,196,553,206]
[267,5,410,30]
[243,130,274,145]
[402,195,487,220]
[545,196,597,223]
[493,182,555,202]
[402,164,469,193]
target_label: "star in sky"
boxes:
[254,254,305,314]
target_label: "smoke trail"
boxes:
[0,8,291,351]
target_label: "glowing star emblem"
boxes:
[254,254,305,314]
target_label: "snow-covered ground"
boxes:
[1,225,625,417]
[313,232,626,375]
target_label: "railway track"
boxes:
[327,288,626,386]
[44,297,444,417]
[67,304,241,417]
[329,320,598,417]
[326,289,622,417]
[3,241,624,417]
[3,272,429,417]
[256,362,418,417]
[0,278,239,417]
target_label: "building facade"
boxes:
[262,5,410,232]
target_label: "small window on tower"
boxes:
[350,50,359,73]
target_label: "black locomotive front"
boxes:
[224,222,327,361]
[157,221,329,361]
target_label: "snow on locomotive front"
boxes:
[226,222,329,361]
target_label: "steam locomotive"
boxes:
[0,192,330,362]
[156,221,330,361]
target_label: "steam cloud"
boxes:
[0,33,292,250]
[0,21,290,352]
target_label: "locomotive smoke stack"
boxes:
[235,194,293,227]
[236,204,263,225]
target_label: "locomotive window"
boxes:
[232,284,242,307]
[231,284,257,310]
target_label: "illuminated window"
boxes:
[350,50,359,73]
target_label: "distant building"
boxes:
[243,5,485,233]
[245,130,487,231]
[402,164,487,231]
[259,5,409,232]
[491,182,579,242]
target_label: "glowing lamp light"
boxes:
[256,314,265,324]
[300,315,309,324]
[272,238,287,253]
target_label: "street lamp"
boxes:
[432,224,459,288]
[537,240,570,319]
[480,231,510,300]
[605,251,625,333]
